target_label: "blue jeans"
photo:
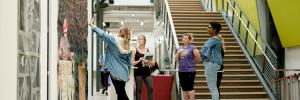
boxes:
[204,62,221,100]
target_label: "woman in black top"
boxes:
[131,35,155,100]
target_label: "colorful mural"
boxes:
[57,0,88,100]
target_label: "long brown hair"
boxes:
[119,26,131,50]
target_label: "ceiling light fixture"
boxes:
[121,21,124,25]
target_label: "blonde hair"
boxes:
[183,33,193,41]
[138,35,147,45]
[119,26,131,50]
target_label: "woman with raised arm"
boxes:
[89,18,132,100]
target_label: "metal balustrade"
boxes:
[154,0,182,99]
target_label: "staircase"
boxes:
[167,0,270,99]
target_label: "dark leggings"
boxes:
[135,75,153,100]
[217,72,223,98]
[101,72,110,89]
[111,78,129,100]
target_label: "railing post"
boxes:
[222,0,224,11]
[216,0,218,11]
[252,32,259,57]
[231,2,236,25]
[210,0,213,11]
[226,2,229,18]
[238,11,243,33]
[245,21,250,45]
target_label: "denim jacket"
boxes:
[200,37,223,65]
[92,26,131,81]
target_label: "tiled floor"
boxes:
[92,68,135,100]
[92,88,111,100]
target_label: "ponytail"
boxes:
[119,26,131,50]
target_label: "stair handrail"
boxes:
[221,0,300,71]
[164,0,179,49]
[201,0,217,12]
[219,0,300,99]
[154,0,182,99]
[220,1,278,98]
[223,0,276,70]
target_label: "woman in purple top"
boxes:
[176,33,201,100]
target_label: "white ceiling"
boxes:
[103,5,155,33]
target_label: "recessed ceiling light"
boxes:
[121,21,124,25]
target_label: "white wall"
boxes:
[285,46,300,75]
[0,0,18,99]
[40,0,48,99]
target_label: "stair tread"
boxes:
[195,46,240,48]
[172,13,221,15]
[168,0,200,1]
[173,19,226,21]
[171,11,219,13]
[173,16,224,19]
[195,92,267,95]
[196,59,248,62]
[196,69,253,72]
[196,74,256,77]
[174,23,226,25]
[195,98,270,100]
[169,2,201,4]
[175,26,229,28]
[184,37,234,39]
[168,0,199,2]
[177,33,232,35]
[171,9,205,11]
[195,80,260,83]
[195,86,263,89]
[175,30,230,32]
[179,41,237,44]
[170,0,268,99]
[196,63,250,67]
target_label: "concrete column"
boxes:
[0,0,18,99]
[49,0,59,99]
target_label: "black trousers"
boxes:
[111,78,129,100]
[217,72,223,98]
[101,71,110,88]
[135,75,153,100]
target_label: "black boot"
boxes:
[102,89,106,94]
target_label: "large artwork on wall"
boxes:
[17,0,41,100]
[57,0,88,100]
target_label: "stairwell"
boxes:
[167,0,270,99]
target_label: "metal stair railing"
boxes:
[201,0,218,12]
[217,0,300,99]
[154,0,182,99]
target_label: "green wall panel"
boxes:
[267,0,300,47]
